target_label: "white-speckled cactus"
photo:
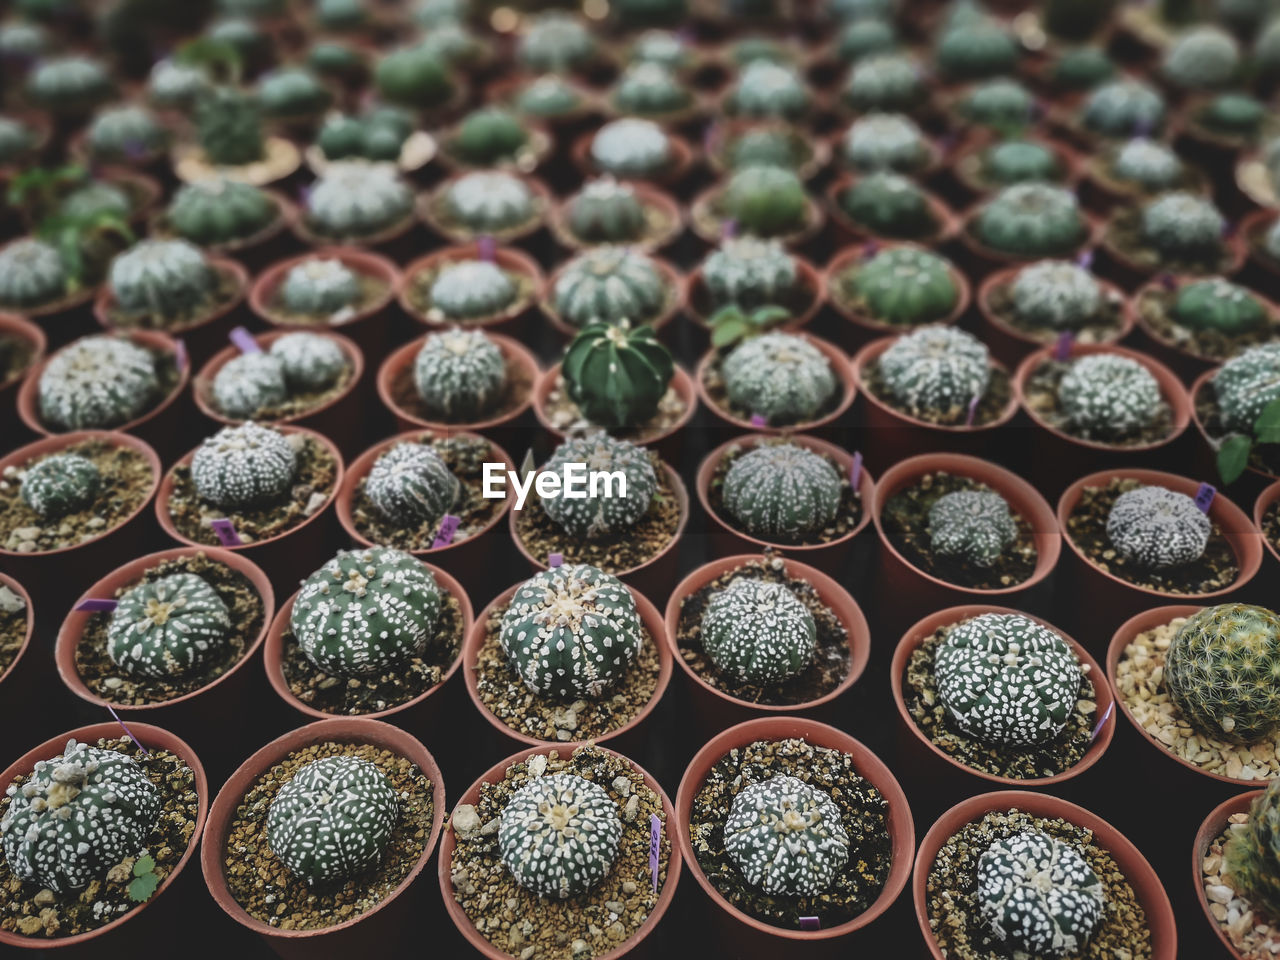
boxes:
[167,179,279,248]
[843,53,926,113]
[148,59,212,108]
[1214,343,1280,433]
[20,453,100,519]
[728,60,811,120]
[1110,138,1184,192]
[565,178,648,244]
[515,75,585,119]
[429,260,518,320]
[306,161,413,240]
[613,62,692,116]
[38,336,159,430]
[1140,191,1225,261]
[843,112,930,173]
[87,105,166,161]
[722,332,837,425]
[364,442,459,528]
[281,258,362,316]
[1106,485,1210,568]
[539,435,657,540]
[1010,261,1103,329]
[590,118,673,178]
[443,171,536,233]
[974,184,1086,257]
[1162,25,1240,90]
[878,326,991,421]
[413,328,507,421]
[1058,353,1162,440]
[702,577,817,683]
[59,181,131,222]
[1081,79,1166,138]
[106,572,232,678]
[928,490,1018,568]
[25,55,114,112]
[0,117,37,166]
[553,246,668,329]
[109,240,218,321]
[702,238,798,309]
[191,422,298,509]
[722,443,842,542]
[270,332,347,392]
[0,238,68,310]
[257,66,332,118]
[518,11,597,73]
[211,352,287,419]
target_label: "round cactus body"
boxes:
[562,323,674,429]
[721,442,842,542]
[837,18,898,62]
[148,59,212,109]
[516,75,584,118]
[87,105,165,161]
[843,53,926,113]
[257,66,332,117]
[109,239,217,321]
[196,86,265,167]
[444,171,536,233]
[1215,342,1280,433]
[630,30,690,69]
[1173,279,1267,339]
[375,44,455,109]
[429,260,518,321]
[499,564,644,699]
[840,173,936,238]
[1162,25,1240,90]
[553,246,668,329]
[1200,93,1264,135]
[702,238,798,309]
[0,238,68,310]
[702,578,817,683]
[26,55,113,111]
[1110,138,1184,192]
[721,164,809,237]
[167,179,278,247]
[935,18,1019,80]
[1050,46,1115,90]
[364,442,459,528]
[38,336,159,431]
[58,182,130,223]
[190,422,298,509]
[20,454,100,519]
[843,112,930,173]
[452,108,528,166]
[281,258,361,316]
[269,332,347,392]
[723,775,849,896]
[211,352,287,419]
[722,332,837,425]
[725,127,803,172]
[928,490,1018,568]
[1010,260,1103,329]
[1058,353,1162,440]
[106,572,232,679]
[306,161,414,240]
[498,772,623,900]
[413,328,507,421]
[854,246,958,325]
[983,140,1059,185]
[0,118,36,166]
[565,178,647,244]
[518,12,596,73]
[590,118,673,178]
[1081,79,1166,138]
[1139,191,1225,261]
[961,78,1035,130]
[614,62,692,116]
[728,60,811,120]
[539,434,658,539]
[974,183,1086,257]
[878,326,991,420]
[1105,485,1210,569]
[1225,777,1280,918]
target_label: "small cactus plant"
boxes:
[553,246,668,329]
[0,739,159,894]
[25,55,114,113]
[413,328,507,421]
[1138,191,1226,264]
[443,171,537,234]
[726,60,811,120]
[843,53,927,113]
[1198,93,1264,136]
[365,442,459,529]
[1108,138,1185,193]
[375,44,456,109]
[1225,774,1280,921]
[702,578,817,683]
[927,491,1018,568]
[20,453,100,519]
[270,332,347,392]
[291,546,442,676]
[196,86,265,167]
[499,564,644,698]
[960,78,1036,130]
[86,105,166,161]
[702,238,798,309]
[974,183,1087,258]
[980,139,1060,186]
[106,572,232,678]
[148,59,212,109]
[304,161,414,241]
[1081,79,1167,138]
[564,178,648,244]
[839,173,937,239]
[0,238,69,310]
[720,165,809,237]
[1162,25,1240,91]
[721,442,842,542]
[1010,260,1103,329]
[211,351,287,419]
[1171,279,1266,338]
[935,17,1020,80]
[317,109,413,162]
[1049,46,1115,91]
[539,435,658,539]
[38,336,159,430]
[451,108,529,166]
[1214,342,1280,433]
[166,178,279,248]
[429,260,518,322]
[836,17,898,62]
[267,755,400,885]
[613,62,693,117]
[518,12,597,73]
[190,422,298,509]
[108,239,218,323]
[722,332,837,425]
[256,66,332,118]
[0,118,37,167]
[853,246,959,325]
[562,324,674,429]
[515,75,585,119]
[842,113,930,173]
[1058,353,1162,440]
[723,127,805,172]
[1106,485,1210,569]
[589,118,673,179]
[878,326,991,422]
[281,258,361,316]
[498,772,622,899]
[723,775,849,896]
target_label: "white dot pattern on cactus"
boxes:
[590,118,672,176]
[721,443,842,542]
[1106,485,1210,569]
[106,571,232,679]
[38,335,159,431]
[927,490,1018,568]
[539,435,656,540]
[701,577,818,684]
[364,441,460,527]
[722,332,837,425]
[191,422,299,510]
[445,171,535,231]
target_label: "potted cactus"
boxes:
[1136,276,1277,382]
[293,159,418,250]
[1241,207,1280,282]
[419,170,551,245]
[1191,342,1280,487]
[686,237,824,332]
[691,164,822,247]
[0,236,104,327]
[838,52,930,117]
[960,182,1097,268]
[837,112,940,177]
[826,244,969,341]
[1081,135,1209,211]
[24,54,116,119]
[0,313,45,407]
[254,64,333,132]
[77,102,170,169]
[308,105,435,175]
[374,41,462,117]
[705,121,831,183]
[1257,480,1280,568]
[1195,789,1273,959]
[437,106,552,173]
[1059,76,1169,148]
[0,114,48,178]
[489,72,599,132]
[1101,190,1244,284]
[515,10,610,78]
[550,177,684,253]
[0,574,32,694]
[606,61,702,126]
[720,59,813,123]
[933,13,1021,83]
[150,177,295,269]
[572,117,694,185]
[951,132,1080,199]
[172,85,302,187]
[825,172,959,246]
[542,245,683,337]
[399,241,544,335]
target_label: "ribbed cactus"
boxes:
[257,66,332,117]
[723,775,849,896]
[842,113,930,173]
[727,60,811,120]
[1215,343,1280,433]
[1049,46,1115,90]
[879,326,991,421]
[854,246,958,325]
[148,59,212,109]
[451,108,528,166]
[1081,80,1166,138]
[281,258,361,316]
[166,179,278,247]
[982,140,1059,185]
[270,332,347,392]
[974,184,1087,257]
[837,17,897,62]
[721,165,809,237]
[108,239,218,322]
[630,30,690,68]
[38,336,159,431]
[518,12,597,73]
[562,323,674,429]
[0,118,37,166]
[1225,778,1280,917]
[553,246,668,329]
[961,78,1035,130]
[589,118,673,178]
[1165,604,1280,743]
[976,832,1105,957]
[840,173,937,238]
[498,773,622,899]
[211,352,287,419]
[25,55,114,112]
[722,332,837,425]
[1139,192,1226,262]
[305,161,414,240]
[539,434,658,539]
[1199,93,1264,135]
[928,491,1018,568]
[196,87,265,167]
[20,454,100,519]
[106,572,232,678]
[499,564,644,698]
[702,238,798,309]
[429,260,518,321]
[613,62,692,116]
[1059,354,1162,440]
[267,756,399,885]
[1109,138,1183,193]
[1174,279,1266,339]
[565,179,647,244]
[935,17,1019,80]
[1010,261,1103,329]
[413,328,507,421]
[86,105,166,161]
[1162,25,1240,90]
[1106,485,1210,568]
[843,53,926,112]
[0,239,68,310]
[191,422,298,509]
[702,578,817,683]
[515,75,584,119]
[375,44,456,109]
[724,127,804,172]
[291,546,441,676]
[59,182,130,222]
[418,23,488,70]
[0,739,159,894]
[317,109,412,162]
[443,171,536,233]
[721,442,842,542]
[365,442,459,528]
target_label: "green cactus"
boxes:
[843,53,926,113]
[1140,191,1226,262]
[702,238,798,309]
[451,108,529,166]
[108,239,218,323]
[839,173,936,238]
[613,62,693,117]
[935,17,1019,80]
[443,171,537,233]
[0,21,48,60]
[86,105,166,161]
[837,18,898,62]
[1059,353,1163,440]
[565,178,648,244]
[58,182,131,224]
[267,755,399,886]
[518,12,597,73]
[842,113,930,174]
[1011,261,1103,329]
[107,572,232,678]
[1081,80,1166,138]
[305,161,414,241]
[721,165,809,237]
[365,442,459,528]
[630,30,691,69]
[375,44,456,109]
[281,258,361,316]
[1225,777,1280,917]
[413,327,507,422]
[196,86,265,167]
[211,351,287,419]
[257,66,332,118]
[927,491,1018,569]
[38,336,160,430]
[0,117,37,167]
[702,578,817,683]
[206,17,270,67]
[270,332,347,392]
[1106,485,1210,568]
[854,246,958,325]
[418,23,489,71]
[0,239,69,310]
[25,56,114,113]
[553,246,668,329]
[960,78,1035,131]
[974,183,1087,257]
[415,0,469,27]
[1260,18,1280,81]
[981,139,1060,185]
[1215,342,1280,433]
[1049,46,1115,91]
[307,42,369,81]
[1162,25,1240,91]
[721,442,842,542]
[539,435,658,538]
[562,324,674,429]
[166,179,278,247]
[590,118,673,179]
[148,59,212,109]
[191,422,298,509]
[1198,93,1265,136]
[318,108,413,162]
[515,75,585,119]
[722,332,837,425]
[1109,138,1184,193]
[879,325,991,421]
[429,260,518,321]
[20,453,100,519]
[727,60,811,121]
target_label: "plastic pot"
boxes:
[569,128,695,187]
[913,790,1177,960]
[1192,790,1259,960]
[823,174,960,251]
[675,716,914,956]
[540,254,685,339]
[0,312,46,415]
[202,718,446,960]
[549,180,685,253]
[397,242,546,340]
[684,254,825,334]
[0,722,208,952]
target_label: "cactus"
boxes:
[211,351,287,419]
[0,21,48,60]
[974,184,1087,257]
[960,78,1035,130]
[702,238,798,309]
[25,56,114,112]
[196,87,265,167]
[418,23,489,70]
[613,62,693,116]
[0,739,159,894]
[38,336,159,430]
[429,260,518,320]
[375,44,456,109]
[935,17,1019,80]
[1109,138,1184,192]
[722,332,837,425]
[499,564,644,698]
[0,118,37,167]
[166,179,279,247]
[305,161,414,241]
[148,59,212,109]
[854,246,958,325]
[1081,80,1166,138]
[270,332,347,392]
[315,0,367,29]
[515,75,584,119]
[982,140,1059,185]
[0,238,69,310]
[843,53,926,113]
[318,110,412,162]
[1049,46,1115,91]
[565,178,648,244]
[86,105,166,161]
[1260,18,1280,80]
[281,258,361,316]
[257,66,332,118]
[109,239,218,322]
[191,422,298,509]
[413,327,507,421]
[365,442,459,528]
[630,30,690,69]
[723,775,849,896]
[839,173,935,238]
[590,118,673,179]
[1199,93,1264,136]
[927,491,1018,568]
[20,454,100,519]
[837,18,898,62]
[206,18,270,67]
[1226,777,1280,927]
[415,0,469,26]
[518,12,597,73]
[702,578,817,683]
[291,546,442,676]
[498,772,623,899]
[1010,261,1103,329]
[553,246,668,329]
[267,756,399,886]
[1106,485,1210,569]
[724,127,806,174]
[58,181,131,222]
[1139,191,1225,262]
[1214,342,1280,433]
[721,442,842,542]
[879,325,991,421]
[452,108,528,166]
[721,165,809,237]
[842,113,930,174]
[727,60,810,121]
[443,171,537,233]
[539,435,658,538]
[976,832,1105,956]
[1165,603,1280,744]
[1162,26,1239,91]
[308,42,369,81]
[106,572,232,678]
[562,324,674,429]
[1059,353,1163,440]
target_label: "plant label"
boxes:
[649,814,661,892]
[107,705,148,754]
[1194,483,1216,513]
[174,338,188,371]
[1053,330,1074,361]
[799,916,820,930]
[850,450,863,490]
[229,327,260,353]
[965,395,979,427]
[750,413,767,427]
[76,598,119,612]
[431,514,460,549]
[548,552,563,568]
[1091,701,1114,741]
[211,518,243,546]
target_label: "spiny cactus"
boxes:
[20,454,100,519]
[960,78,1035,130]
[498,772,623,899]
[539,434,658,538]
[613,62,693,116]
[443,171,537,233]
[702,238,798,309]
[148,59,212,109]
[1173,278,1267,340]
[305,161,414,240]
[25,55,114,112]
[590,118,673,178]
[413,327,507,421]
[702,578,817,683]
[1199,93,1264,135]
[428,260,519,322]
[1214,342,1280,433]
[837,18,898,63]
[499,564,644,698]
[291,546,441,676]
[981,139,1059,185]
[518,12,597,73]
[267,756,400,885]
[191,422,298,509]
[166,179,279,247]
[211,351,287,419]
[1109,138,1184,193]
[196,87,265,167]
[257,66,332,117]
[928,491,1018,568]
[515,75,585,119]
[935,17,1019,80]
[723,127,805,172]
[39,336,160,431]
[723,775,849,896]
[270,332,347,393]
[375,44,456,109]
[727,60,811,120]
[843,112,930,173]
[1050,46,1115,90]
[630,29,690,68]
[721,165,809,237]
[86,105,166,161]
[452,108,529,166]
[879,326,991,421]
[1106,485,1210,569]
[562,323,674,429]
[1162,25,1240,90]
[109,239,218,322]
[318,109,412,162]
[1225,776,1280,918]
[0,118,37,167]
[977,831,1105,957]
[107,572,232,678]
[721,442,842,542]
[840,173,936,238]
[843,53,926,113]
[1010,261,1103,330]
[1058,353,1162,440]
[565,178,647,244]
[281,258,361,316]
[854,246,958,325]
[553,246,667,329]
[0,739,159,894]
[1139,191,1225,262]
[0,238,68,310]
[723,332,837,425]
[1081,79,1166,138]
[974,183,1086,258]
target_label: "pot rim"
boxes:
[0,573,34,688]
[823,239,971,336]
[548,179,686,254]
[1190,368,1280,484]
[1255,479,1280,566]
[1192,790,1259,960]
[0,312,46,391]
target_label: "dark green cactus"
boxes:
[562,323,674,429]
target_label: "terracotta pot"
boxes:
[823,173,960,250]
[549,180,685,253]
[540,254,685,339]
[0,722,208,951]
[872,453,1062,631]
[16,329,193,460]
[675,716,914,954]
[1190,368,1280,496]
[155,425,345,594]
[1192,790,1259,960]
[0,312,46,412]
[948,129,1083,201]
[1255,480,1280,569]
[851,336,1018,472]
[150,189,299,272]
[688,183,825,250]
[956,203,1103,277]
[93,256,250,366]
[435,122,555,176]
[976,266,1135,369]
[202,718,446,960]
[685,255,825,333]
[439,742,679,960]
[417,171,554,246]
[1098,219,1248,291]
[663,555,872,731]
[569,128,696,187]
[0,574,35,720]
[1241,207,1280,286]
[913,790,1177,960]
[397,242,546,340]
[704,119,831,183]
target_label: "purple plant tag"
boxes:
[477,235,496,262]
[548,552,564,568]
[1053,330,1074,362]
[1075,248,1094,270]
[107,705,148,755]
[965,395,979,427]
[228,327,260,353]
[799,917,821,930]
[861,239,880,261]
[1159,273,1177,291]
[174,338,188,372]
[750,413,767,427]
[210,518,243,547]
[1194,482,1217,513]
[1091,701,1114,741]
[431,514,461,549]
[649,814,661,892]
[76,598,118,613]
[850,451,863,490]
[722,218,738,240]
